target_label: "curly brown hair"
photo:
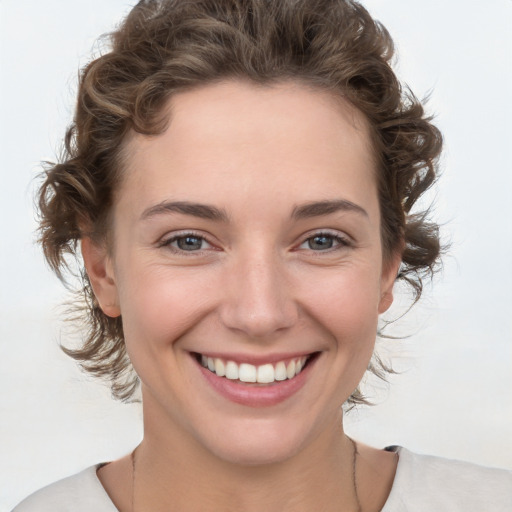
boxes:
[38,0,442,404]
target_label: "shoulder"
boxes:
[382,446,512,512]
[12,465,118,512]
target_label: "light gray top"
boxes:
[12,447,512,511]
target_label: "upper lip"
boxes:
[192,351,318,366]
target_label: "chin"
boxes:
[197,416,319,467]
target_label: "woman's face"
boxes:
[89,80,399,465]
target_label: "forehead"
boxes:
[120,80,378,220]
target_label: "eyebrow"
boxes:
[291,199,368,220]
[140,198,368,223]
[140,201,230,222]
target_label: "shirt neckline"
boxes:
[91,445,406,511]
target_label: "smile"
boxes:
[193,351,320,407]
[198,354,311,384]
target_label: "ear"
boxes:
[81,237,121,318]
[378,249,402,314]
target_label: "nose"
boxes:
[219,248,299,340]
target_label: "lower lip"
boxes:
[195,356,317,407]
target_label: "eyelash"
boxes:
[297,231,352,253]
[158,230,351,255]
[158,231,215,255]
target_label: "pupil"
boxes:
[309,235,333,250]
[178,236,202,251]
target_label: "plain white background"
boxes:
[1,0,511,509]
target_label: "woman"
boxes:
[12,0,512,510]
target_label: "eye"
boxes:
[299,232,350,251]
[160,233,213,252]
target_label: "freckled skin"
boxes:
[86,80,400,512]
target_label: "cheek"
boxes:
[116,266,210,357]
[299,265,382,383]
[292,268,381,405]
[300,265,382,336]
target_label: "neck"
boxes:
[135,402,359,512]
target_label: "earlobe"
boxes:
[378,250,402,314]
[378,290,394,314]
[81,237,121,318]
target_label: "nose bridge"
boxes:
[220,244,298,338]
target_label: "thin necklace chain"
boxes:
[131,436,362,512]
[348,436,363,512]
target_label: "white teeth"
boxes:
[214,358,225,377]
[199,354,311,383]
[225,361,239,380]
[257,364,275,383]
[274,361,287,381]
[286,360,296,379]
[239,363,257,383]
